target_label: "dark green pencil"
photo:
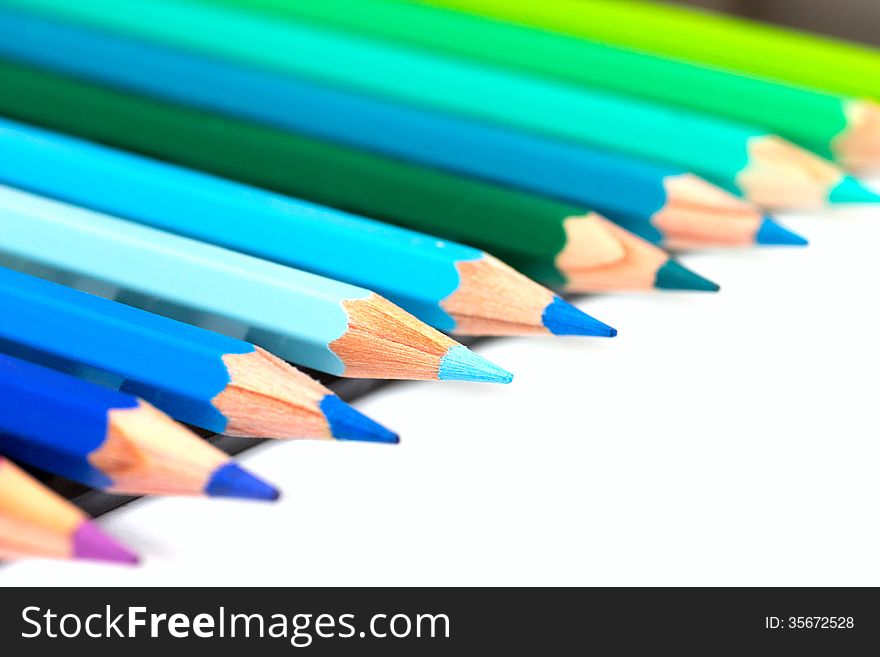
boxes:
[0,59,716,293]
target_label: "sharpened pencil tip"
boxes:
[205,462,280,501]
[439,345,513,384]
[542,296,617,337]
[72,521,139,565]
[828,176,880,204]
[654,260,720,292]
[320,394,399,444]
[755,217,808,246]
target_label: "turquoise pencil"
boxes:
[0,117,611,338]
[0,184,511,383]
[0,265,398,443]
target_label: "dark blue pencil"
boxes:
[0,353,279,500]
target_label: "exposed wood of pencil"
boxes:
[214,348,334,440]
[0,458,85,560]
[331,293,459,379]
[834,101,880,173]
[90,400,229,496]
[555,213,668,291]
[738,136,844,210]
[656,173,766,248]
[441,254,555,336]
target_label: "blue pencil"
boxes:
[0,353,279,500]
[0,185,510,383]
[0,266,398,443]
[0,8,804,249]
[0,116,611,339]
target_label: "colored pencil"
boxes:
[0,185,511,384]
[1,0,873,209]
[0,67,717,294]
[0,456,138,563]
[412,0,880,109]
[0,9,804,250]
[235,0,880,172]
[0,118,612,340]
[0,266,398,444]
[0,354,279,500]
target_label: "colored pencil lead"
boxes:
[438,346,513,384]
[72,521,140,565]
[828,176,880,204]
[319,395,399,444]
[204,462,280,501]
[755,219,810,247]
[0,456,138,564]
[654,261,721,293]
[542,297,617,338]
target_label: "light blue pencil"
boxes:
[0,116,611,338]
[0,8,803,248]
[0,184,511,383]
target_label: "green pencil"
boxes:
[0,59,716,294]
[1,0,873,210]
[413,0,880,109]
[231,0,880,173]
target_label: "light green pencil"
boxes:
[230,0,880,173]
[416,0,880,111]
[3,0,876,210]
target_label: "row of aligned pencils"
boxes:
[0,0,877,565]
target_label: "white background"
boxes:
[1,191,879,586]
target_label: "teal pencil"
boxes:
[1,0,875,209]
[0,184,512,383]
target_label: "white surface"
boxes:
[2,199,879,586]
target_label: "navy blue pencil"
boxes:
[0,353,279,500]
